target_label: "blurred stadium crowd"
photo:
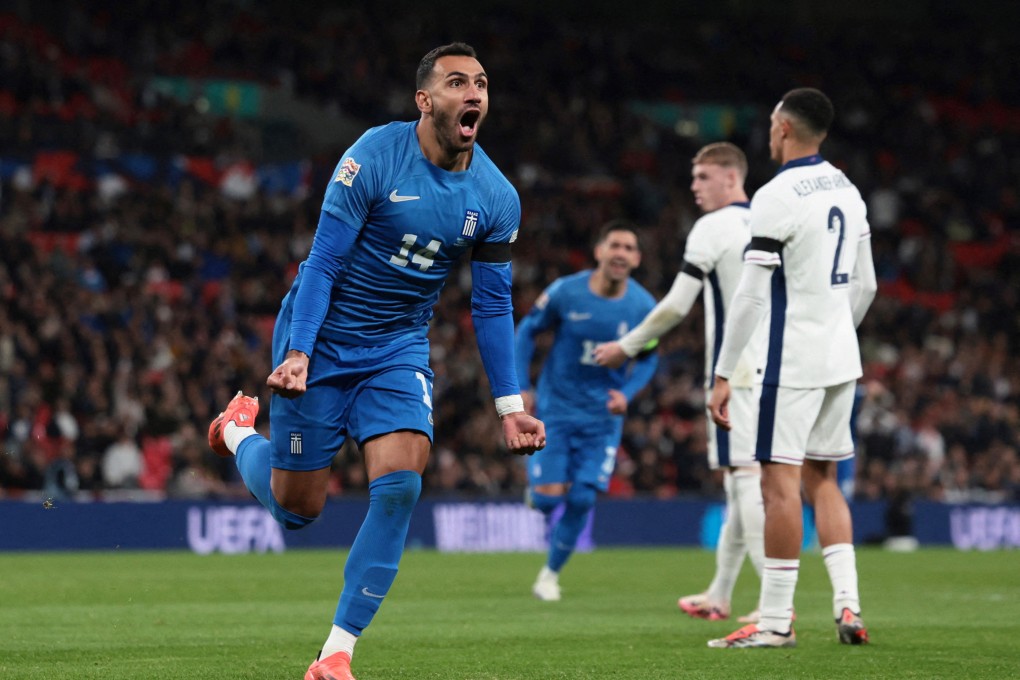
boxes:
[1,2,1018,510]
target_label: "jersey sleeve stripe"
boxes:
[680,261,705,280]
[749,236,783,253]
[745,251,782,266]
[471,241,512,263]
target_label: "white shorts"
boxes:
[707,385,760,470]
[755,380,856,466]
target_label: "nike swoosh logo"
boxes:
[361,587,386,599]
[389,190,420,202]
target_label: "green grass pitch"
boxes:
[1,547,1018,679]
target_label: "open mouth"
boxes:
[459,109,480,137]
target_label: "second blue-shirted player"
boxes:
[207,43,545,680]
[515,221,658,600]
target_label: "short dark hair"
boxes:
[416,42,477,89]
[779,88,835,137]
[595,219,641,250]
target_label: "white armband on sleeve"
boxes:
[618,270,704,356]
[714,262,773,379]
[494,394,525,417]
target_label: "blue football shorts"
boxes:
[527,418,623,492]
[268,328,434,472]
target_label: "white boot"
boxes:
[532,566,561,601]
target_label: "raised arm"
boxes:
[621,265,704,355]
[268,211,359,398]
[470,246,545,454]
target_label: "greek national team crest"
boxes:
[334,157,361,186]
[462,210,479,237]
[289,432,303,455]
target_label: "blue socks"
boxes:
[334,470,422,635]
[235,435,315,530]
[236,440,423,637]
[235,435,272,505]
[547,483,597,572]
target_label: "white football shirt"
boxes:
[745,155,871,388]
[684,202,763,389]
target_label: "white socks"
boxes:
[732,472,765,577]
[759,558,799,634]
[706,470,764,607]
[320,624,358,660]
[823,543,861,618]
[706,473,745,605]
[224,420,257,454]
[757,544,859,632]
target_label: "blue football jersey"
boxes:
[295,121,520,345]
[517,270,658,423]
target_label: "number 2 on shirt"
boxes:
[828,206,849,288]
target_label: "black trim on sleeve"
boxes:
[748,236,784,254]
[635,341,659,360]
[471,241,512,263]
[680,261,705,280]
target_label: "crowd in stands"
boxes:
[2,2,1018,514]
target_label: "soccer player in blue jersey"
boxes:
[207,42,545,680]
[515,221,658,601]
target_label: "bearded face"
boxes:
[420,55,488,156]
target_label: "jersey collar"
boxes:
[776,154,824,174]
[729,200,751,209]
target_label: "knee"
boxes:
[529,490,563,515]
[370,470,422,513]
[760,480,798,515]
[802,463,837,507]
[565,483,598,514]
[270,470,329,523]
[273,490,326,523]
[269,494,320,531]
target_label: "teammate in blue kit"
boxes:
[207,43,545,680]
[515,222,658,600]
